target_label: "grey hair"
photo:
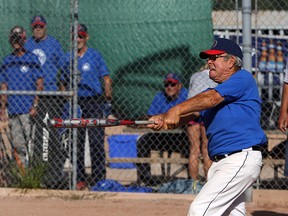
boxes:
[234,56,243,68]
[224,54,242,69]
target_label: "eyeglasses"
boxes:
[164,82,177,88]
[78,34,85,39]
[207,55,228,61]
[32,25,45,30]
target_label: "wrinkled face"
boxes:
[32,25,47,40]
[164,81,182,98]
[206,54,234,83]
[77,33,88,50]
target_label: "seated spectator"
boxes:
[136,73,189,185]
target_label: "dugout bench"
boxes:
[262,130,286,179]
[106,127,190,185]
[105,127,287,187]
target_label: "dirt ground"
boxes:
[0,188,287,216]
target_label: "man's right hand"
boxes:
[162,106,182,130]
[278,112,288,133]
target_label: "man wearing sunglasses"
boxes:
[147,73,188,115]
[147,38,267,215]
[25,15,66,189]
[60,24,112,190]
[136,73,188,186]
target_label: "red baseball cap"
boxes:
[78,24,88,37]
[31,15,47,27]
[199,38,243,60]
[164,73,181,83]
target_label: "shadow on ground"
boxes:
[251,211,288,216]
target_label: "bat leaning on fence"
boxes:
[49,118,155,128]
[0,121,25,176]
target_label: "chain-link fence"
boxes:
[0,0,287,192]
[212,0,288,190]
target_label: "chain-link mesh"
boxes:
[212,0,288,190]
[0,0,71,189]
[0,0,287,192]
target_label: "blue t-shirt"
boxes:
[0,52,43,115]
[61,48,110,97]
[147,87,188,115]
[200,69,267,158]
[25,35,64,91]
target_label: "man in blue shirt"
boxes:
[0,26,42,166]
[26,15,64,91]
[25,15,66,189]
[148,38,267,215]
[61,24,113,190]
[147,73,188,115]
[137,73,189,185]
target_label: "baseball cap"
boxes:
[78,24,88,37]
[199,38,243,60]
[164,73,181,83]
[31,15,47,27]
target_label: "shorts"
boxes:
[188,119,204,126]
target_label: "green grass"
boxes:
[9,160,46,189]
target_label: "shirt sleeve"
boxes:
[147,93,162,116]
[214,75,246,102]
[94,51,109,77]
[0,65,4,83]
[55,40,65,69]
[34,56,44,80]
[187,74,195,99]
[58,54,70,81]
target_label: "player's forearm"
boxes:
[33,96,39,107]
[0,82,8,110]
[36,77,44,91]
[32,78,43,109]
[179,112,200,127]
[280,83,288,116]
[103,76,112,101]
[278,83,288,131]
[170,89,223,117]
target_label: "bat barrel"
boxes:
[49,118,155,128]
[49,118,101,128]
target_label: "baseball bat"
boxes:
[2,125,25,176]
[0,120,25,176]
[12,148,25,176]
[284,131,288,177]
[49,118,155,128]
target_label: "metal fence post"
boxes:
[242,0,253,203]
